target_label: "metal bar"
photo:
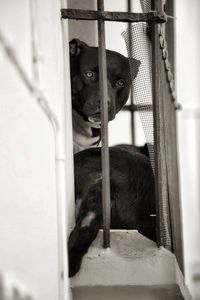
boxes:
[61,8,167,23]
[165,1,175,78]
[152,0,184,273]
[97,0,111,248]
[163,0,184,273]
[127,0,135,144]
[123,104,152,112]
[164,76,184,273]
[151,0,172,250]
[130,91,135,144]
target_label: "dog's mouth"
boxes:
[87,113,101,128]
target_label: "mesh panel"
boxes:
[122,22,154,172]
[140,0,151,12]
[122,0,172,250]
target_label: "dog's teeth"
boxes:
[88,116,101,125]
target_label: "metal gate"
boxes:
[62,0,183,273]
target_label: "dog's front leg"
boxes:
[68,183,102,277]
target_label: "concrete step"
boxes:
[70,230,192,300]
[72,285,185,300]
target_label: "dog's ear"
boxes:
[69,39,89,56]
[128,58,141,80]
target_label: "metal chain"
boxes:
[157,24,181,110]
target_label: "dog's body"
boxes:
[70,39,140,153]
[68,145,156,277]
[68,40,150,277]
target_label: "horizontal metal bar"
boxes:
[123,104,153,112]
[61,9,167,23]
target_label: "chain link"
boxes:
[157,24,181,110]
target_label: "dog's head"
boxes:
[69,39,140,127]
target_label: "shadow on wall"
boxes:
[0,273,33,300]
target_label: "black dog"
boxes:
[69,39,141,153]
[68,145,156,277]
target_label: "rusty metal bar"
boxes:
[151,0,184,273]
[151,0,171,249]
[97,0,111,248]
[123,103,152,112]
[127,0,135,144]
[162,0,184,273]
[61,8,167,23]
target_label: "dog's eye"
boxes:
[85,71,95,78]
[116,79,125,87]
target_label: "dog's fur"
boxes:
[69,39,141,153]
[68,145,156,277]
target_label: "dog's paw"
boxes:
[68,249,83,277]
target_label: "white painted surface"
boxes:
[175,1,200,299]
[0,0,73,299]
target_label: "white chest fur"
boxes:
[72,110,101,153]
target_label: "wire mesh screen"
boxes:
[140,0,151,12]
[122,23,155,172]
[122,0,173,250]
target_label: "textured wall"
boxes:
[0,0,70,299]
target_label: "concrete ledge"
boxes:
[72,285,186,300]
[70,230,192,299]
[71,230,175,286]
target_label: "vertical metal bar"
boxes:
[127,0,135,145]
[151,2,161,248]
[97,0,111,248]
[151,0,172,249]
[165,0,174,74]
[163,0,184,273]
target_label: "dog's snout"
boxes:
[97,98,111,106]
[97,99,100,109]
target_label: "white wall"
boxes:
[0,0,72,299]
[175,1,200,299]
